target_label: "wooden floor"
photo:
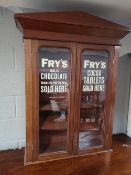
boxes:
[0,134,131,175]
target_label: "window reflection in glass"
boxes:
[39,47,70,154]
[79,50,109,150]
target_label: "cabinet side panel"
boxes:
[24,39,33,163]
[37,40,76,161]
[107,46,120,148]
[31,40,39,161]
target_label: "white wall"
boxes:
[114,33,131,135]
[113,55,131,134]
[0,7,25,150]
[0,7,131,151]
[127,82,131,137]
[127,52,131,137]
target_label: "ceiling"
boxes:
[0,0,131,27]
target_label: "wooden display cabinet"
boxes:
[15,11,130,164]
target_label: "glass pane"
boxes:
[39,47,70,154]
[79,50,109,150]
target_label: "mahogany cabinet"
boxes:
[15,11,130,164]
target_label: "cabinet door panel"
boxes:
[25,40,76,163]
[39,47,71,154]
[25,40,115,163]
[79,50,109,149]
[74,44,114,154]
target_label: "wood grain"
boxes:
[15,11,130,45]
[0,134,131,175]
[15,11,130,164]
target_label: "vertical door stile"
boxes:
[105,46,119,149]
[31,40,39,161]
[67,42,76,154]
[25,39,33,163]
[70,42,77,154]
[73,44,82,154]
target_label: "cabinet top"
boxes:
[15,11,130,45]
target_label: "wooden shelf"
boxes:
[81,102,103,109]
[40,102,103,111]
[40,103,67,111]
[80,122,99,131]
[40,115,67,131]
[40,115,100,131]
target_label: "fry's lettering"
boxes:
[41,58,68,68]
[84,60,106,69]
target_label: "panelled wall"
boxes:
[0,7,130,150]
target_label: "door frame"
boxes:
[73,43,116,155]
[25,39,77,163]
[25,39,118,164]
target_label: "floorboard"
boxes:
[0,134,131,175]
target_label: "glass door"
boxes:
[39,47,71,153]
[37,41,76,160]
[25,40,114,162]
[74,44,112,154]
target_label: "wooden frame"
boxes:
[74,44,117,155]
[25,40,77,163]
[15,11,129,45]
[25,40,119,163]
[15,11,129,164]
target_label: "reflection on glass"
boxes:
[79,50,109,150]
[39,47,70,154]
